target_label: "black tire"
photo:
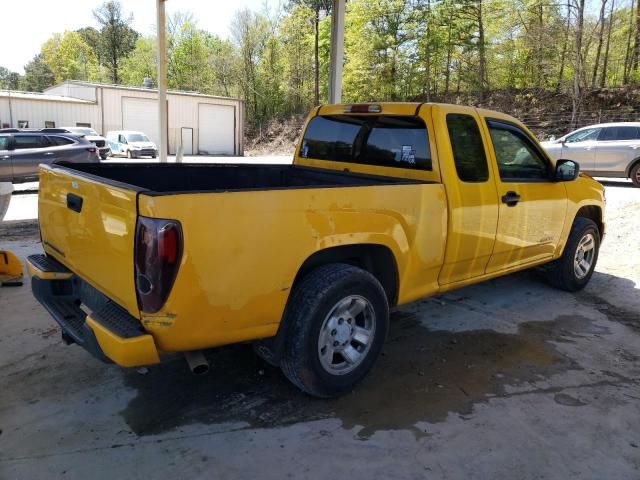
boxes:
[127,150,133,159]
[280,263,389,398]
[630,162,640,188]
[544,217,600,292]
[100,154,108,160]
[151,154,157,159]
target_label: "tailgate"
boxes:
[38,165,140,317]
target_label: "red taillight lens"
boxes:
[135,216,183,313]
[86,147,97,153]
[344,104,382,113]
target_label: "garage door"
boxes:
[122,97,160,147]
[198,104,235,155]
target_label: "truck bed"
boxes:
[56,163,422,194]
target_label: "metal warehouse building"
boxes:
[0,81,244,155]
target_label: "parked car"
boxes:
[541,122,640,187]
[63,127,111,160]
[28,103,604,397]
[0,129,100,184]
[106,131,158,159]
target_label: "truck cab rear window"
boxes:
[300,115,431,170]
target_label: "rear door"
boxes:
[38,165,141,316]
[483,118,567,272]
[594,126,640,175]
[432,105,500,285]
[0,136,11,182]
[11,134,53,182]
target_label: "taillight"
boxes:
[344,104,382,113]
[135,216,183,313]
[86,147,97,153]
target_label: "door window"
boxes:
[0,136,8,151]
[598,126,640,141]
[565,128,600,143]
[13,135,48,150]
[48,136,75,146]
[446,114,489,182]
[488,121,550,181]
[118,134,127,144]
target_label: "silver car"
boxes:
[0,130,100,184]
[64,127,111,160]
[541,122,640,187]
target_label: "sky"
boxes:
[3,0,272,74]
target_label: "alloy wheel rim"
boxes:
[317,295,376,375]
[574,232,595,280]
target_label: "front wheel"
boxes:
[126,150,133,159]
[544,217,600,292]
[280,264,389,398]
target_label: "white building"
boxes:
[0,81,244,155]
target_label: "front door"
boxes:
[433,105,500,285]
[0,136,11,182]
[560,126,601,171]
[484,119,567,273]
[10,134,53,182]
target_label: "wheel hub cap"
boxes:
[317,295,376,375]
[573,232,595,280]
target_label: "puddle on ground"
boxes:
[120,313,600,439]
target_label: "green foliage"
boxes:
[93,0,139,83]
[0,66,21,90]
[41,31,99,83]
[20,55,55,92]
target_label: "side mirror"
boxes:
[555,159,579,181]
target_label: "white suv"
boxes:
[541,122,640,187]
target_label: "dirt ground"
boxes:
[0,179,639,479]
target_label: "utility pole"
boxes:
[157,0,168,162]
[328,0,345,104]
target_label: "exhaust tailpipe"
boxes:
[185,351,209,375]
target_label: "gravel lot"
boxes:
[0,178,638,479]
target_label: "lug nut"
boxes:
[333,341,339,347]
[331,329,337,336]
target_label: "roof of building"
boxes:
[45,80,242,102]
[0,90,95,104]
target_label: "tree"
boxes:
[21,54,55,91]
[0,66,20,90]
[41,31,99,83]
[119,37,157,87]
[93,1,139,83]
[571,0,586,128]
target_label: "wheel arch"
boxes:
[253,243,399,365]
[625,157,640,178]
[575,205,603,238]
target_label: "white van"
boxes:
[106,131,158,159]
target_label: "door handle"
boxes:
[44,152,55,156]
[501,191,521,207]
[0,155,10,160]
[631,145,640,150]
[66,193,83,213]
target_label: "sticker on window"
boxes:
[401,145,416,165]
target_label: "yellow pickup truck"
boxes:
[28,103,605,397]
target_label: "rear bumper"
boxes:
[27,254,160,367]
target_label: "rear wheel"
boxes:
[544,217,600,292]
[630,163,640,188]
[280,263,389,398]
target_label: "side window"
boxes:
[488,121,550,181]
[446,114,489,182]
[300,115,432,170]
[0,136,8,151]
[118,134,127,144]
[48,136,75,146]
[566,128,600,143]
[13,135,48,150]
[600,126,640,141]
